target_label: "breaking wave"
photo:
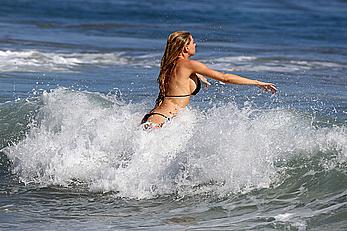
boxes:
[1,49,345,73]
[2,88,346,199]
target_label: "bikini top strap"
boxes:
[164,94,191,98]
[148,112,169,119]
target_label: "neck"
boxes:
[178,52,190,60]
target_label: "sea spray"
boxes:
[3,88,346,199]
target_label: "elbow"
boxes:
[221,73,230,84]
[222,73,233,84]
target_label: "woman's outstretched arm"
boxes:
[188,60,277,94]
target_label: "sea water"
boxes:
[0,0,346,230]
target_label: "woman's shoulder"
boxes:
[176,59,203,69]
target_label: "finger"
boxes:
[264,85,277,94]
[270,86,277,94]
[270,84,277,90]
[262,86,271,93]
[271,84,277,92]
[265,83,277,93]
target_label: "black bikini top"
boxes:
[165,79,201,98]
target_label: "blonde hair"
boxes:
[155,31,192,106]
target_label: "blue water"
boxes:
[1,0,347,230]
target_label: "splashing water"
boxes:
[3,88,346,199]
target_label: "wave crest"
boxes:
[0,50,130,72]
[3,88,346,198]
[1,49,344,73]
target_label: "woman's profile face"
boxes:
[186,35,197,56]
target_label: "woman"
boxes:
[141,31,277,129]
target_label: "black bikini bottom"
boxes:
[141,112,170,129]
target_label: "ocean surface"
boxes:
[1,0,347,230]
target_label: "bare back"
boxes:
[151,60,199,117]
[141,32,277,128]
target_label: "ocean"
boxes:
[0,0,346,230]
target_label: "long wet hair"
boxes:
[155,31,192,106]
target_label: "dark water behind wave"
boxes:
[1,0,347,230]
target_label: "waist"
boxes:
[152,99,188,117]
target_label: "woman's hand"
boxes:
[256,81,277,94]
[196,73,211,88]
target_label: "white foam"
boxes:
[0,50,131,72]
[205,56,345,73]
[274,213,295,221]
[1,50,344,73]
[274,213,307,231]
[3,88,346,199]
